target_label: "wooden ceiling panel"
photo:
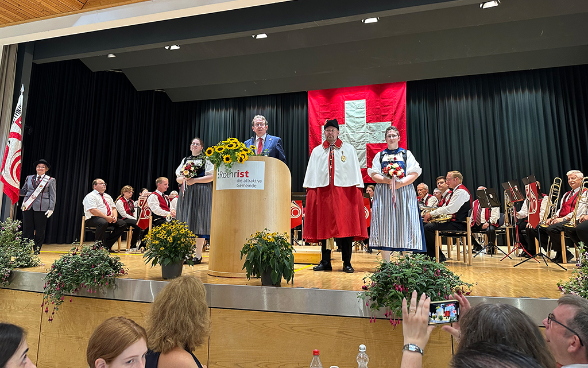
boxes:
[0,0,147,27]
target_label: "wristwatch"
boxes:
[403,344,424,355]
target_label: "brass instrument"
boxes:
[421,206,452,223]
[564,177,588,228]
[539,177,562,228]
[504,190,513,227]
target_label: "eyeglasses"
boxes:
[96,182,107,186]
[253,123,266,127]
[548,313,584,346]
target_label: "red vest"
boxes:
[153,192,170,211]
[559,190,580,218]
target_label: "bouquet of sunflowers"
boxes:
[205,137,254,170]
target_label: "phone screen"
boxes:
[428,300,459,325]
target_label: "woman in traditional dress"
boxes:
[367,126,426,261]
[175,138,214,264]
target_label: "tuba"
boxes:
[539,177,562,228]
[564,177,588,228]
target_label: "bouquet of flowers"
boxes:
[182,158,205,179]
[205,137,254,170]
[382,162,405,179]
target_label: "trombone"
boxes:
[564,177,588,228]
[539,177,562,228]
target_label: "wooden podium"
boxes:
[208,156,291,277]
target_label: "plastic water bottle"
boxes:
[357,344,369,368]
[310,349,323,368]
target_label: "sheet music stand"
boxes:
[472,188,511,259]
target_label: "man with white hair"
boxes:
[543,170,584,263]
[417,183,438,208]
[543,294,588,367]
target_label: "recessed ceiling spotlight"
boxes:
[107,53,116,58]
[362,17,379,24]
[252,33,268,39]
[164,45,180,50]
[480,0,499,9]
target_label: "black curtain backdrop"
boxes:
[22,60,308,244]
[21,59,588,244]
[407,65,588,199]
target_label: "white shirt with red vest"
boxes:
[555,187,582,220]
[470,199,500,227]
[147,190,171,217]
[438,189,452,207]
[517,195,548,220]
[116,198,137,220]
[430,184,470,217]
[420,194,438,208]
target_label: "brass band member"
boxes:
[563,183,588,251]
[470,186,500,254]
[423,171,472,262]
[527,170,583,263]
[436,176,452,206]
[417,183,438,208]
[433,188,442,203]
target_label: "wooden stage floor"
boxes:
[23,244,573,299]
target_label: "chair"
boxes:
[80,215,117,246]
[117,227,133,252]
[435,217,472,265]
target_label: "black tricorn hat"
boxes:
[324,119,339,130]
[33,159,50,170]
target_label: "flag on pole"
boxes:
[0,86,23,204]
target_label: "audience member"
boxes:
[145,275,210,368]
[0,323,36,368]
[450,342,544,368]
[82,178,128,252]
[543,294,588,367]
[87,316,147,368]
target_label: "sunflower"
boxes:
[215,146,225,153]
[249,145,256,151]
[237,155,245,164]
[205,147,214,156]
[223,155,232,163]
[227,143,237,149]
[229,137,239,143]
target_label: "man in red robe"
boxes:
[303,119,367,273]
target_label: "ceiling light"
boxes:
[164,45,180,50]
[480,1,499,9]
[362,17,379,24]
[107,53,116,58]
[253,33,267,39]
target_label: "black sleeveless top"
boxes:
[145,350,203,368]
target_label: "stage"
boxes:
[22,242,569,299]
[1,242,566,368]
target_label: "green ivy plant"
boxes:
[240,229,295,285]
[0,218,40,285]
[359,253,473,325]
[42,243,127,321]
[558,243,588,297]
[143,220,196,266]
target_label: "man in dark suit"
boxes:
[19,159,56,254]
[244,115,286,163]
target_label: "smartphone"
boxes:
[428,300,459,325]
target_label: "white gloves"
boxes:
[45,210,53,218]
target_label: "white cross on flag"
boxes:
[308,82,407,182]
[0,89,23,204]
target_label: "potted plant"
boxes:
[43,243,127,321]
[240,229,295,286]
[0,218,40,286]
[558,243,587,296]
[143,220,197,279]
[359,253,473,325]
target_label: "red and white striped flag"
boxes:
[0,87,23,204]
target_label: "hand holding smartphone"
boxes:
[428,300,459,325]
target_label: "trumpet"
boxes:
[539,177,562,228]
[564,177,588,228]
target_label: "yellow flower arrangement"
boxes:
[240,229,295,285]
[143,220,197,267]
[206,137,255,169]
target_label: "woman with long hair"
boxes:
[86,316,148,368]
[145,275,211,368]
[0,323,36,368]
[175,138,214,263]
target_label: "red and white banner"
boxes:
[308,82,407,182]
[364,197,371,227]
[526,182,540,228]
[0,91,23,204]
[291,200,303,229]
[137,194,152,230]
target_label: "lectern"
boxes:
[208,156,291,277]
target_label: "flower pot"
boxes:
[261,270,281,287]
[161,262,183,279]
